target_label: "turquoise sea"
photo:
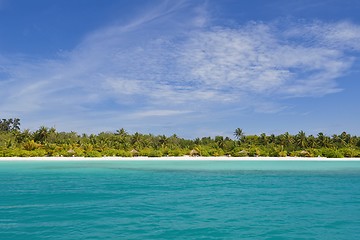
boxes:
[1,160,360,239]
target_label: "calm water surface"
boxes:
[1,160,360,239]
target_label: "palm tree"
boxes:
[259,133,268,146]
[215,136,225,149]
[34,126,49,144]
[234,128,245,143]
[331,134,341,147]
[295,130,307,149]
[168,134,180,149]
[0,118,12,131]
[159,135,168,149]
[131,132,142,149]
[12,118,21,131]
[317,132,331,148]
[268,134,276,144]
[307,135,316,148]
[283,132,293,147]
[339,132,350,147]
[116,128,128,137]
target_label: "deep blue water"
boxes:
[1,160,360,239]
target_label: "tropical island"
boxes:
[1,118,360,158]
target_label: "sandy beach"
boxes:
[1,156,360,161]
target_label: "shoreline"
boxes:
[1,156,360,161]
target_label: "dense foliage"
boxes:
[1,120,360,158]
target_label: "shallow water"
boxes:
[1,160,360,239]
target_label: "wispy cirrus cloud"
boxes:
[178,23,352,98]
[285,20,360,50]
[1,1,360,135]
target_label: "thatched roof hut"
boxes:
[67,149,75,156]
[190,149,200,156]
[130,149,139,156]
[299,150,310,157]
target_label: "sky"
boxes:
[1,0,360,138]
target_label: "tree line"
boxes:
[0,119,360,158]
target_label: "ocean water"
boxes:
[1,160,360,240]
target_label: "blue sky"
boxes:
[1,0,360,138]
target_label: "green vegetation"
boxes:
[1,118,360,158]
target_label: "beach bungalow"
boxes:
[130,149,139,157]
[190,149,200,157]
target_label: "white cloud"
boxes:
[178,23,355,98]
[285,21,360,50]
[1,1,360,133]
[129,109,192,118]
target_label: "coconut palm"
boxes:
[116,128,128,137]
[234,128,245,143]
[159,135,168,149]
[339,132,350,147]
[215,136,225,149]
[259,133,268,146]
[317,132,331,148]
[283,132,293,147]
[307,135,316,148]
[34,126,49,144]
[12,118,21,131]
[295,131,307,149]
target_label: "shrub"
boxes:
[85,151,102,157]
[168,148,185,156]
[148,150,163,157]
[278,151,288,157]
[320,148,344,158]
